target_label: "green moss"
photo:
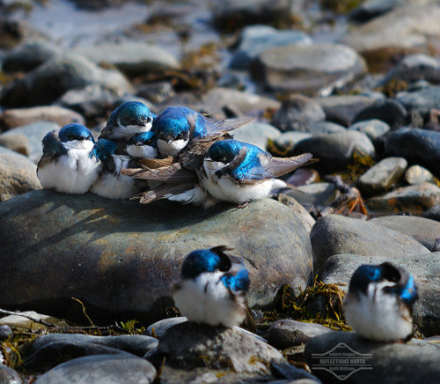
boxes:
[320,0,364,14]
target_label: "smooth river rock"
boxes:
[310,214,430,272]
[0,190,313,324]
[305,331,440,383]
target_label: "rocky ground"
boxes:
[2,0,440,383]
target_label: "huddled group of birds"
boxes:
[37,100,315,208]
[174,246,419,343]
[37,100,419,343]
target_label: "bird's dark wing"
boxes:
[179,133,233,171]
[38,130,66,168]
[122,163,198,183]
[138,157,175,169]
[205,116,255,134]
[262,153,318,178]
[133,182,195,204]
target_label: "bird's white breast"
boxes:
[173,271,246,327]
[126,144,157,159]
[157,138,188,157]
[38,141,100,194]
[200,160,286,205]
[90,155,139,199]
[110,122,153,139]
[344,282,413,342]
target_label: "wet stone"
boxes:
[404,165,439,185]
[151,322,316,382]
[0,325,12,341]
[293,130,375,174]
[0,133,29,156]
[352,99,407,129]
[349,0,398,23]
[308,121,346,135]
[145,317,188,340]
[379,53,440,88]
[267,319,333,350]
[395,85,440,119]
[0,191,313,324]
[305,331,440,384]
[271,95,326,133]
[283,183,339,207]
[348,119,390,141]
[0,121,60,163]
[357,157,407,197]
[273,132,312,156]
[379,127,440,178]
[315,95,377,127]
[233,121,281,150]
[251,43,367,96]
[0,53,132,108]
[230,25,311,70]
[23,333,158,371]
[0,364,22,384]
[2,39,61,73]
[310,214,429,272]
[34,354,157,384]
[0,105,85,129]
[370,215,440,251]
[72,43,180,77]
[320,251,440,336]
[366,182,440,215]
[0,148,41,202]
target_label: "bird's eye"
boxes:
[176,133,183,140]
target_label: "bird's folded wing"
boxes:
[38,130,66,167]
[121,163,198,183]
[206,116,255,134]
[263,153,318,178]
[134,182,195,204]
[138,157,174,169]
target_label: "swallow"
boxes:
[37,123,100,194]
[343,262,418,342]
[126,131,158,159]
[153,106,253,157]
[123,139,316,208]
[89,138,147,199]
[173,246,250,328]
[98,101,155,140]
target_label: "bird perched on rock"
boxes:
[124,139,316,208]
[343,262,418,342]
[37,123,100,194]
[89,138,147,199]
[153,106,253,157]
[98,101,155,140]
[173,246,250,328]
[126,131,158,159]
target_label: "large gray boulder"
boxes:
[0,191,313,323]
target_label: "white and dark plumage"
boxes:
[123,139,316,208]
[343,262,419,342]
[98,101,155,140]
[173,246,250,328]
[89,138,147,199]
[153,106,253,157]
[37,123,100,194]
[126,131,158,159]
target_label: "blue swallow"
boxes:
[344,262,418,342]
[173,246,250,327]
[122,138,315,208]
[153,106,253,157]
[126,131,158,159]
[37,123,100,194]
[89,138,147,199]
[196,139,315,207]
[98,101,155,140]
